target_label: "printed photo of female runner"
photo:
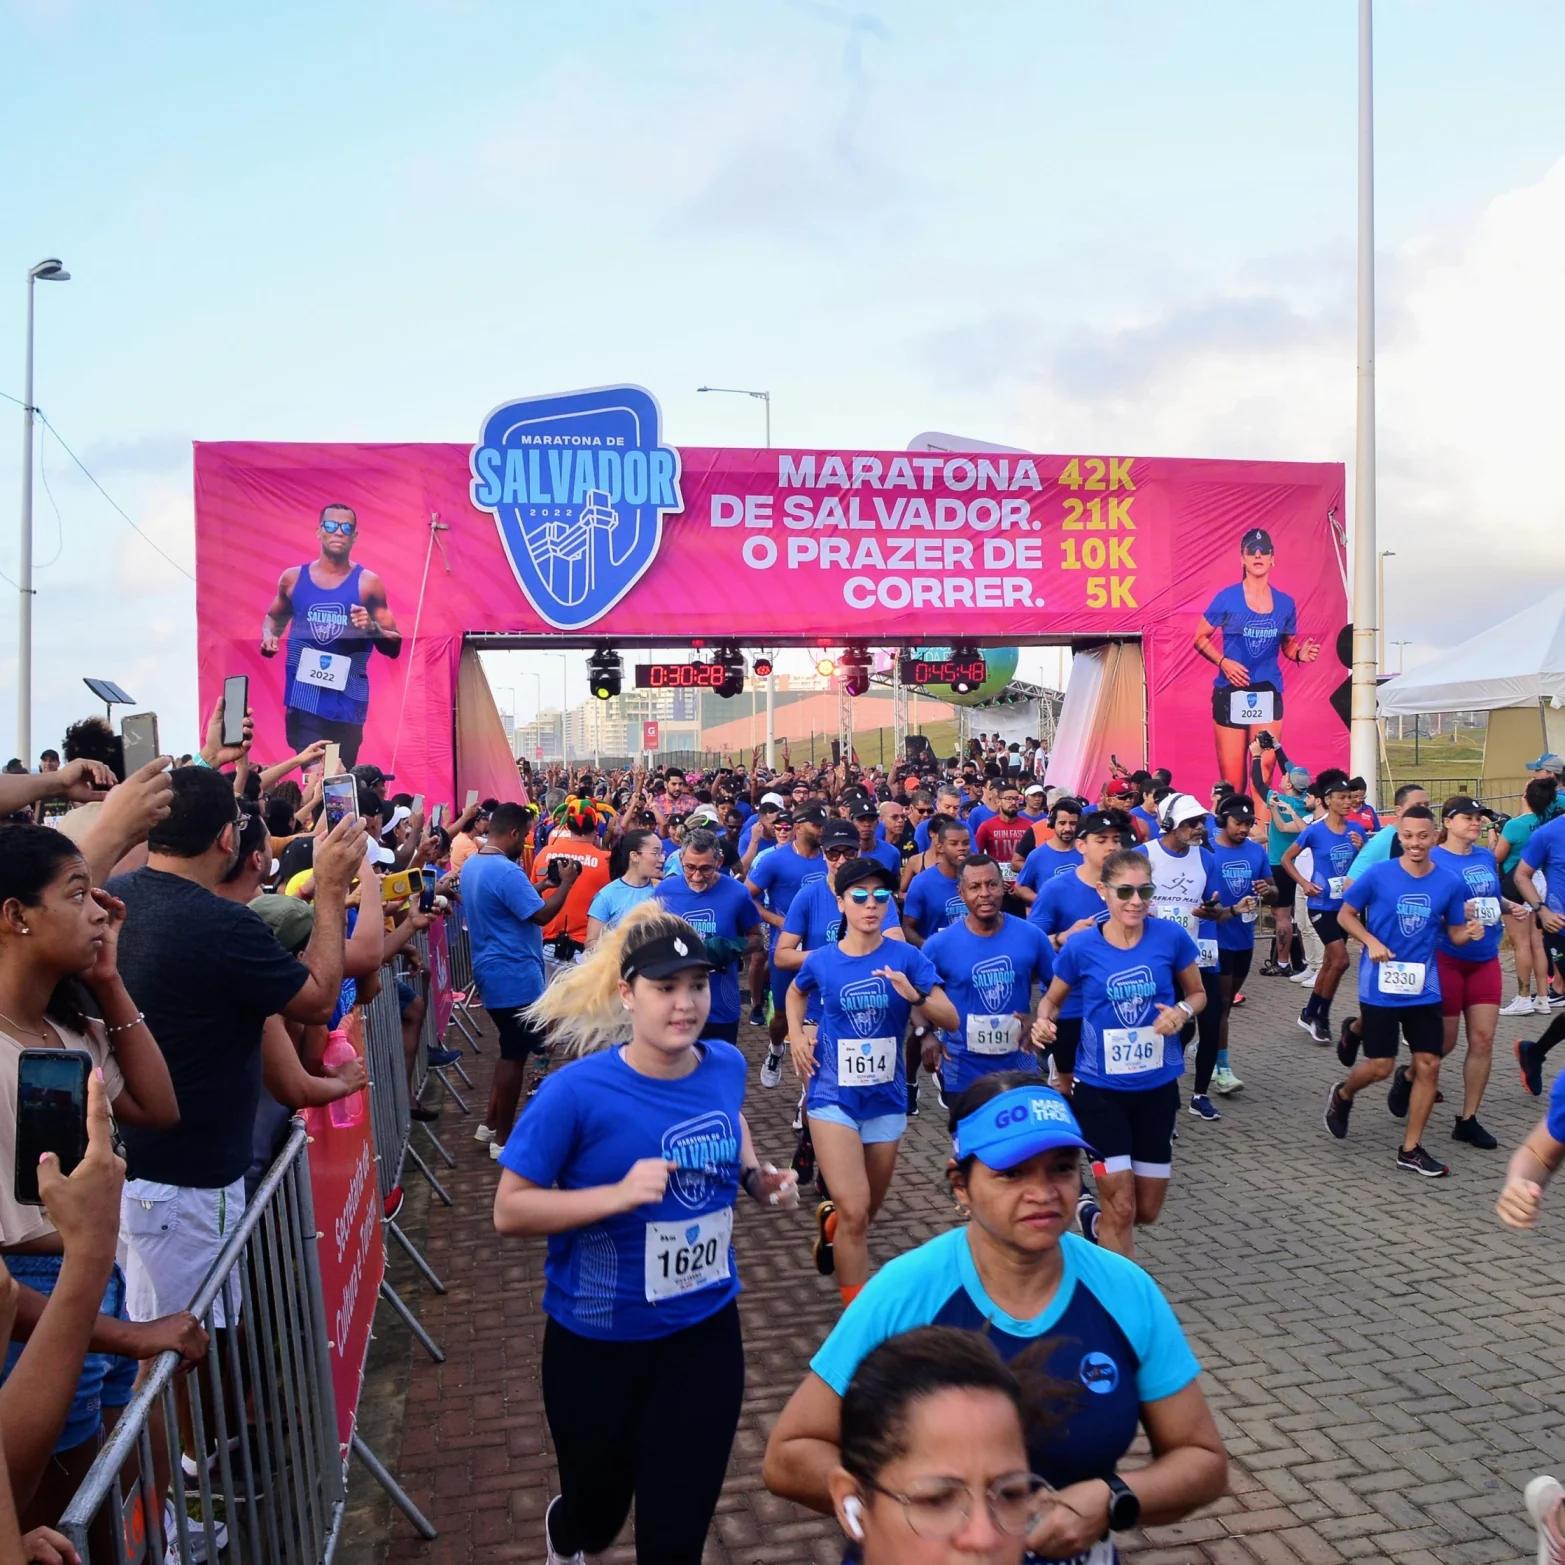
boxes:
[1193,527,1320,799]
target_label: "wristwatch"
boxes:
[1176,999,1196,1020]
[911,987,931,1006]
[1104,1474,1140,1532]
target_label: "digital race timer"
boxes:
[634,662,729,689]
[898,656,988,687]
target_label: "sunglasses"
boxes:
[320,519,357,535]
[1105,883,1156,901]
[824,846,857,859]
[846,887,894,905]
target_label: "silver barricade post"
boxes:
[58,1123,435,1563]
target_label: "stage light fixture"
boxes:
[752,656,773,678]
[949,643,982,696]
[588,646,622,700]
[717,645,745,699]
[838,644,871,698]
[815,655,837,678]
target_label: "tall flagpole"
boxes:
[1350,0,1380,800]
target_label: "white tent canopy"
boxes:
[1377,590,1565,717]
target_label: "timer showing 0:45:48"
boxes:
[897,656,987,687]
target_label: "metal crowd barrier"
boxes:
[58,1122,432,1563]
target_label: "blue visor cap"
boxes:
[953,1086,1094,1169]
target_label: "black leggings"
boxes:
[1184,969,1227,1095]
[542,1301,744,1565]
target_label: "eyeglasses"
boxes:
[846,887,893,905]
[864,1472,1055,1540]
[320,519,357,536]
[1106,883,1156,901]
[823,847,857,859]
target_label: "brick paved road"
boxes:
[348,959,1565,1565]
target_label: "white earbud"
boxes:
[843,1495,865,1540]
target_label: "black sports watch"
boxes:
[1104,1474,1140,1533]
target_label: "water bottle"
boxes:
[323,1029,366,1129]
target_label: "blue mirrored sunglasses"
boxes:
[846,887,893,905]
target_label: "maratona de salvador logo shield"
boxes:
[469,385,683,630]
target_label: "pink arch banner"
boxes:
[194,428,1346,801]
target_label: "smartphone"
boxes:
[464,790,479,811]
[14,1050,92,1206]
[412,793,426,817]
[323,774,358,831]
[323,741,341,779]
[419,868,438,912]
[121,712,160,776]
[222,676,248,749]
[430,803,446,832]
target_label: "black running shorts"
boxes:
[1071,1079,1179,1178]
[486,1006,549,1063]
[1309,909,1347,946]
[1358,1000,1443,1059]
[1050,1016,1082,1075]
[1219,947,1253,987]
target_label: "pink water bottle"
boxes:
[323,1029,366,1129]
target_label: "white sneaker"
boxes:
[1211,1065,1243,1095]
[1537,995,1557,1014]
[474,1123,496,1143]
[489,1141,504,1161]
[1523,1475,1565,1565]
[1290,966,1318,985]
[544,1496,587,1565]
[162,1496,228,1565]
[760,1050,784,1089]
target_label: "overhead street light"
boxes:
[697,385,771,448]
[18,258,70,765]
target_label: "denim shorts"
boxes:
[806,1105,908,1143]
[1,1253,137,1451]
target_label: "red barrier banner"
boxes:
[305,1010,384,1468]
[427,915,454,1040]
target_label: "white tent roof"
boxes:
[1378,590,1565,716]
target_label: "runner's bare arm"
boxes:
[261,566,300,655]
[352,569,402,656]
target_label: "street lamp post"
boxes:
[1349,0,1380,804]
[1377,550,1394,673]
[17,258,70,765]
[696,385,771,448]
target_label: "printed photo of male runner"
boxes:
[260,503,401,767]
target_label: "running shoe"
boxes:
[1523,1474,1565,1565]
[1395,1143,1449,1178]
[1188,1094,1220,1121]
[1502,995,1540,1017]
[1075,1191,1101,1244]
[1452,1115,1498,1149]
[163,1493,228,1565]
[1337,1017,1361,1070]
[931,1072,948,1113]
[1537,995,1557,1014]
[760,1050,784,1089]
[1518,1039,1545,1097]
[1552,993,1565,1010]
[1258,958,1288,978]
[473,1123,495,1144]
[813,1200,837,1276]
[545,1496,587,1565]
[1211,1065,1243,1095]
[791,1090,805,1133]
[748,1006,767,1028]
[1324,1082,1352,1140]
[427,1046,464,1068]
[1387,1063,1413,1119]
[1230,991,1246,1008]
[1297,1010,1330,1045]
[907,1081,920,1118]
[1290,966,1318,985]
[489,1140,503,1161]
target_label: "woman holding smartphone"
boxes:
[494,903,798,1565]
[0,824,205,1534]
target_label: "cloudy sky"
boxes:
[4,0,1565,751]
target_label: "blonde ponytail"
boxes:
[525,901,704,1056]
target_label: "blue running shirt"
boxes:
[1340,859,1469,1008]
[1053,919,1198,1091]
[1431,845,1503,963]
[812,1229,1199,1489]
[1294,819,1362,912]
[904,864,966,938]
[654,875,761,1025]
[923,916,1053,1095]
[1202,581,1298,691]
[794,940,940,1121]
[500,1042,748,1341]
